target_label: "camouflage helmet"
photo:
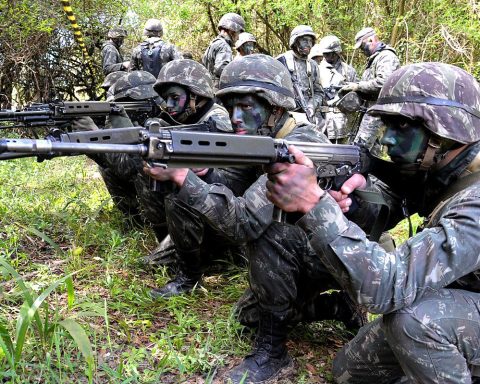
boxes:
[354,27,376,49]
[101,71,126,91]
[111,70,158,101]
[308,44,323,60]
[217,13,245,33]
[143,19,163,37]
[108,26,127,39]
[318,35,342,54]
[289,25,316,48]
[216,54,296,110]
[368,62,480,144]
[235,32,257,49]
[153,59,214,99]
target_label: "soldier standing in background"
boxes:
[101,26,130,75]
[277,25,326,130]
[129,19,182,78]
[202,13,245,91]
[340,27,400,151]
[318,35,358,143]
[234,32,257,59]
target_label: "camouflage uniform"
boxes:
[295,63,480,382]
[130,19,182,78]
[318,35,359,142]
[202,13,245,90]
[354,43,400,148]
[101,27,128,75]
[277,26,325,130]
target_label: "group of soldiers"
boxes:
[91,13,480,384]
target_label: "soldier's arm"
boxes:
[213,44,232,78]
[129,47,140,71]
[356,51,400,96]
[102,46,124,75]
[297,183,480,315]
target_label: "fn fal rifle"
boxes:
[0,99,163,130]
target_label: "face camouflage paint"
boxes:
[224,94,271,135]
[163,85,189,117]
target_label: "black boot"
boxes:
[301,291,368,332]
[225,311,294,384]
[150,270,203,299]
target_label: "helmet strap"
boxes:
[419,136,442,171]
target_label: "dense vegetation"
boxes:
[1,0,479,107]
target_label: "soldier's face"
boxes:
[380,117,430,164]
[295,36,314,57]
[323,52,339,65]
[224,94,271,135]
[163,85,189,117]
[240,42,256,56]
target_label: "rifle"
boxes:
[0,121,365,190]
[0,99,163,130]
[291,81,315,124]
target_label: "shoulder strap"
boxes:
[275,117,297,138]
[284,51,295,73]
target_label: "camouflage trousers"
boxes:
[325,111,349,142]
[333,289,480,383]
[239,221,362,328]
[164,195,247,276]
[354,113,384,153]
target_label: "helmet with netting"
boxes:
[111,70,158,101]
[216,54,295,110]
[108,26,127,39]
[101,71,126,91]
[308,44,323,60]
[217,13,245,33]
[235,32,256,49]
[154,59,214,99]
[289,25,316,48]
[319,35,342,54]
[368,62,480,144]
[143,19,163,37]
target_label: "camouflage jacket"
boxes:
[101,41,125,76]
[277,51,325,118]
[130,37,182,78]
[358,44,400,101]
[297,142,480,315]
[172,115,330,242]
[319,59,358,101]
[202,35,233,88]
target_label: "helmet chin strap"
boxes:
[257,107,285,136]
[419,136,442,171]
[175,94,208,123]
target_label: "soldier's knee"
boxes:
[383,309,423,346]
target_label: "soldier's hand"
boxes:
[265,145,324,214]
[121,61,130,70]
[143,163,189,188]
[340,82,359,93]
[71,116,99,132]
[328,173,367,213]
[191,168,209,177]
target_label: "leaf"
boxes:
[58,318,94,368]
[15,224,63,255]
[65,275,75,309]
[0,320,14,368]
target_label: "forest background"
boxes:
[0,0,479,106]
[0,0,478,383]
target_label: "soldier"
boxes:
[317,35,358,143]
[277,25,325,130]
[202,13,245,90]
[144,54,364,383]
[234,32,257,59]
[340,27,400,150]
[100,71,126,101]
[265,62,480,382]
[129,19,182,78]
[101,26,130,75]
[308,43,323,65]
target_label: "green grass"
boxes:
[0,155,411,383]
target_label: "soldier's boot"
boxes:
[150,248,203,299]
[302,291,368,332]
[225,311,294,384]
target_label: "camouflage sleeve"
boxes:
[203,167,258,197]
[346,64,359,83]
[357,51,400,95]
[312,61,326,109]
[102,45,124,75]
[213,42,232,78]
[129,46,141,71]
[297,187,480,314]
[208,108,233,133]
[170,44,183,60]
[175,171,274,241]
